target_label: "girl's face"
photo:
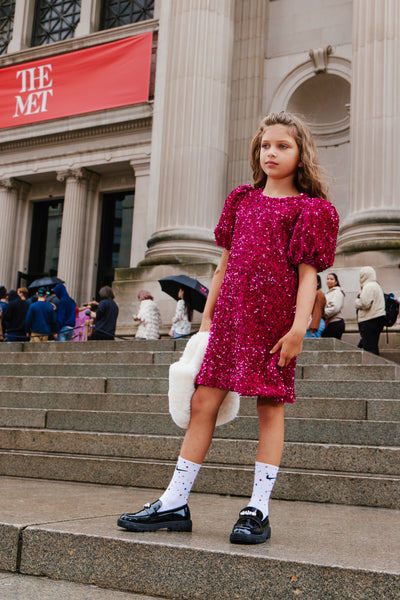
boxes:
[260,124,301,182]
[178,288,184,299]
[326,274,337,289]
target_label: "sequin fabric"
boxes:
[196,185,340,402]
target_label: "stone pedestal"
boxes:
[113,263,216,336]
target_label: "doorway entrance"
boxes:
[96,190,134,294]
[28,199,64,283]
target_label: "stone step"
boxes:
[1,407,398,446]
[0,350,175,365]
[0,363,171,378]
[0,391,398,421]
[0,348,388,366]
[0,428,397,475]
[301,364,400,380]
[1,339,179,352]
[295,379,400,399]
[3,360,397,379]
[3,408,392,446]
[0,572,156,600]
[0,374,399,400]
[0,376,107,392]
[0,453,398,509]
[2,478,398,600]
[0,336,348,353]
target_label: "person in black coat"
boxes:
[91,286,119,341]
[3,290,29,342]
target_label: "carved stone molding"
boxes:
[0,117,152,152]
[130,159,150,178]
[309,45,333,73]
[0,178,18,190]
[56,168,90,183]
[0,178,30,195]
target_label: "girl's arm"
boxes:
[199,248,230,332]
[270,263,317,367]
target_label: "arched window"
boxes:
[32,0,81,47]
[269,52,351,146]
[100,0,154,30]
[0,0,15,55]
[287,73,350,144]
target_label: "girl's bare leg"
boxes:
[180,385,228,464]
[256,397,285,465]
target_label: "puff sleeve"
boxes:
[214,185,252,250]
[287,198,339,272]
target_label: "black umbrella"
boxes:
[28,276,64,289]
[158,275,209,312]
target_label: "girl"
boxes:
[169,287,193,338]
[322,272,345,339]
[118,112,339,544]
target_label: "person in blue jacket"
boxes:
[52,283,77,342]
[25,287,56,342]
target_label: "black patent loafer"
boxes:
[229,506,271,544]
[117,500,192,532]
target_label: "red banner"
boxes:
[0,33,153,129]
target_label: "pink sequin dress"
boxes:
[196,185,339,403]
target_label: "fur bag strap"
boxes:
[168,331,240,429]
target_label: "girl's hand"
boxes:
[199,316,212,332]
[270,327,305,367]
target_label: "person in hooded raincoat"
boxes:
[355,266,386,355]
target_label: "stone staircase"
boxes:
[0,337,399,599]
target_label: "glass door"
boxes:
[28,199,63,283]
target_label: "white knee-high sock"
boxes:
[248,461,279,519]
[158,456,201,511]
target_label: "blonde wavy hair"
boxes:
[250,111,329,201]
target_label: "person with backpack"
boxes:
[52,283,76,341]
[355,266,386,355]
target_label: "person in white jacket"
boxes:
[170,288,192,338]
[355,266,386,355]
[134,290,162,340]
[322,272,345,339]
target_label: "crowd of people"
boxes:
[1,270,398,353]
[0,283,119,343]
[305,267,399,355]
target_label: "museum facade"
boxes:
[0,0,399,332]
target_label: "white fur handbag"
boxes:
[168,331,240,429]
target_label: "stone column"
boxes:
[0,179,20,288]
[81,172,100,302]
[144,0,235,265]
[57,169,90,303]
[7,0,35,53]
[130,160,151,267]
[227,0,266,191]
[75,0,101,37]
[337,0,400,253]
